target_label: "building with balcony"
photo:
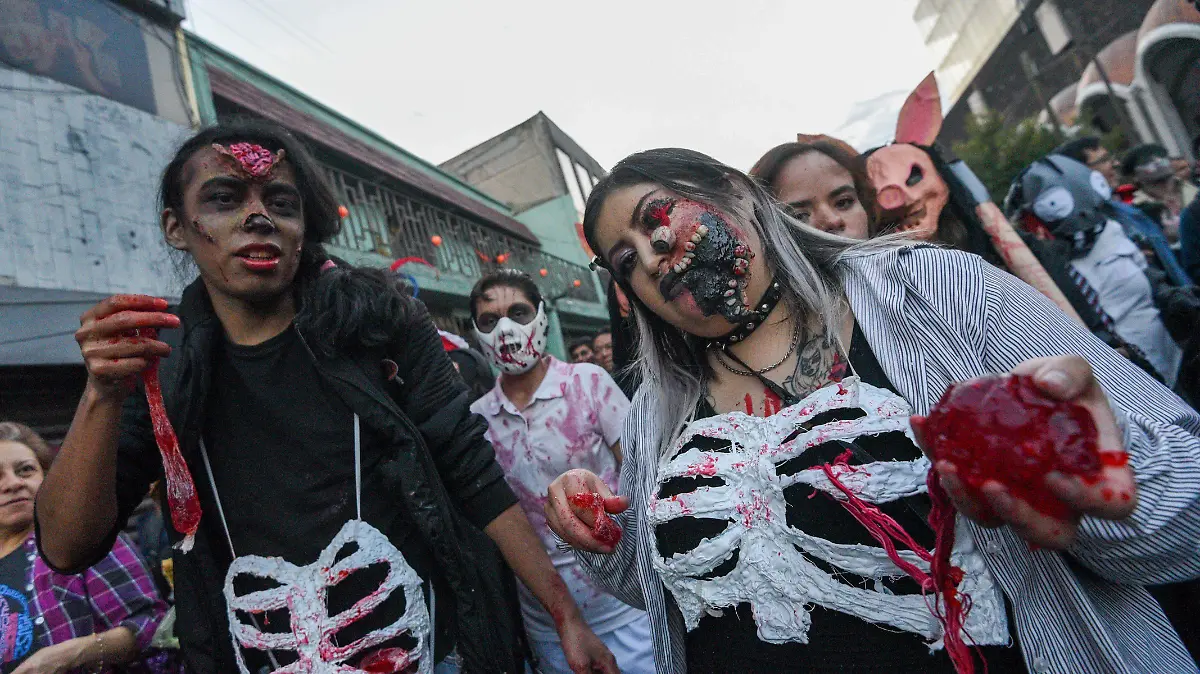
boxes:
[439,112,610,345]
[185,38,606,357]
[0,0,194,438]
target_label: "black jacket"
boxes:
[41,280,524,673]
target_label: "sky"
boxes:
[184,0,936,172]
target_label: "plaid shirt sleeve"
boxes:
[34,532,168,651]
[84,533,167,650]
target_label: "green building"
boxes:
[184,37,608,358]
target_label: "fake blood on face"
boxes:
[136,328,201,551]
[923,373,1118,519]
[569,492,623,547]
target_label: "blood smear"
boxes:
[360,647,418,673]
[569,492,623,547]
[137,328,201,552]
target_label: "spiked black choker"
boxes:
[707,279,783,349]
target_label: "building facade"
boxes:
[917,0,1157,146]
[0,2,608,439]
[440,112,611,346]
[0,0,193,438]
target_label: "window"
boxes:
[968,89,989,116]
[1035,1,1071,55]
[1019,50,1039,78]
[556,149,586,216]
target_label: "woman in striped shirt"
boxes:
[545,148,1200,673]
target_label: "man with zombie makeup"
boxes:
[467,270,653,674]
[34,121,619,674]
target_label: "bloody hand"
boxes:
[912,357,1137,550]
[568,492,623,547]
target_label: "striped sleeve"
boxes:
[977,259,1200,585]
[85,533,168,650]
[575,388,652,610]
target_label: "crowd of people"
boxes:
[6,83,1200,673]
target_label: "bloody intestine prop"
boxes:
[922,374,1123,520]
[866,73,1083,325]
[650,377,1008,673]
[213,143,285,182]
[224,519,431,674]
[568,492,623,547]
[136,327,201,552]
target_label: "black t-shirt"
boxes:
[0,546,35,673]
[666,322,1025,673]
[203,326,454,670]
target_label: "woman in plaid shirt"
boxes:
[0,423,169,673]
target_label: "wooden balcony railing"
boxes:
[323,163,599,303]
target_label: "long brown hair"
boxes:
[749,141,880,234]
[0,422,54,470]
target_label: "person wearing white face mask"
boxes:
[468,270,654,674]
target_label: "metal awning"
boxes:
[0,286,113,366]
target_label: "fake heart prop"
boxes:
[923,374,1124,520]
[224,519,431,674]
[568,492,623,547]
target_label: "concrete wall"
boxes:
[0,66,190,297]
[439,116,563,213]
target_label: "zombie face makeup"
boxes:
[593,185,771,339]
[866,144,948,240]
[164,145,306,305]
[639,196,756,323]
[473,285,549,375]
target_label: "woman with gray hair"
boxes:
[543,148,1200,673]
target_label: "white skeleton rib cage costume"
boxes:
[649,373,1009,650]
[199,415,433,674]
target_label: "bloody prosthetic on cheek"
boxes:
[569,492,623,547]
[651,198,757,323]
[136,328,201,552]
[923,374,1125,520]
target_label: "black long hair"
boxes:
[158,119,412,355]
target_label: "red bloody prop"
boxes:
[569,492,623,547]
[923,373,1120,520]
[360,647,418,673]
[137,328,201,552]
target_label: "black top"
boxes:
[0,546,35,672]
[204,327,454,669]
[666,322,1025,673]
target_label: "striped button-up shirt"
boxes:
[578,246,1200,674]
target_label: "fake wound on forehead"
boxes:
[212,142,286,182]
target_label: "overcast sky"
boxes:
[185,0,935,171]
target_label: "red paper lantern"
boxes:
[337,205,349,219]
[430,235,443,246]
[539,268,548,277]
[573,279,582,287]
[496,254,508,264]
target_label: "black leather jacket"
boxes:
[41,279,523,673]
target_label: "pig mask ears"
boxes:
[895,72,942,146]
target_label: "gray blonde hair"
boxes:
[582,148,900,457]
